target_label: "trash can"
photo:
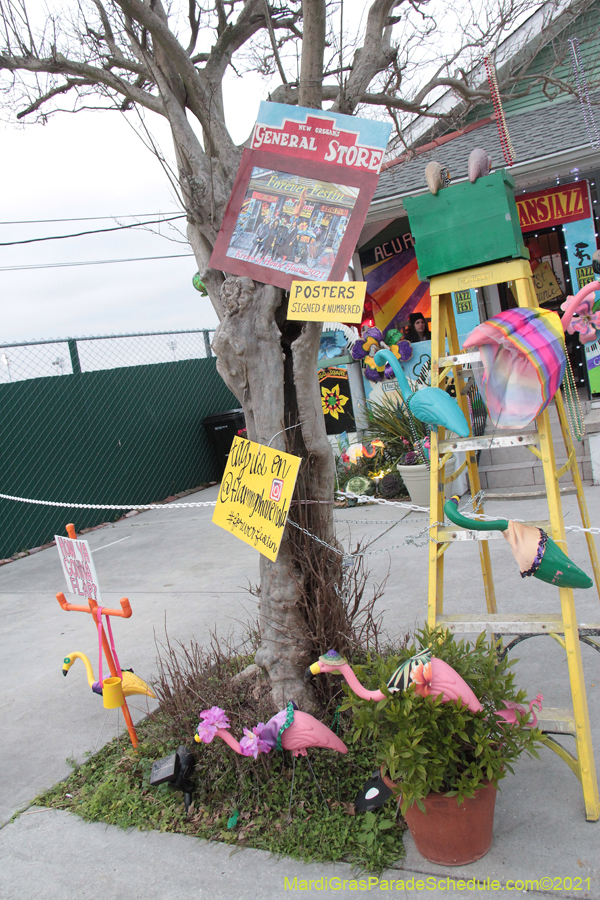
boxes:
[202,408,246,478]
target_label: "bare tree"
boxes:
[0,0,585,707]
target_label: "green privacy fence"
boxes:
[0,329,237,560]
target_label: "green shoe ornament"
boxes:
[445,496,593,590]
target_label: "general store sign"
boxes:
[516,182,591,232]
[210,102,391,290]
[55,535,102,602]
[288,280,366,322]
[212,436,301,562]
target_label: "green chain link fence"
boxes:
[0,329,237,559]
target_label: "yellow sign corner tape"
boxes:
[212,436,301,561]
[288,281,366,323]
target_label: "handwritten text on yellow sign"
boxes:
[212,436,301,562]
[288,281,367,323]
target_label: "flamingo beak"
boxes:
[304,661,321,679]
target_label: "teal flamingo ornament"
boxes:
[373,349,470,436]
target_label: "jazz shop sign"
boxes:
[288,280,367,323]
[516,181,591,231]
[212,436,301,562]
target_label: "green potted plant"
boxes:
[365,396,449,506]
[341,627,543,865]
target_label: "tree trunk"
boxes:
[210,275,335,709]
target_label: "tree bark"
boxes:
[208,274,335,709]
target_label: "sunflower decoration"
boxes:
[321,383,350,419]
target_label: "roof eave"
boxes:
[366,142,600,224]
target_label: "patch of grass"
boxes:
[37,708,405,871]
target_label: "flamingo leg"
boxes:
[287,754,296,821]
[305,752,329,813]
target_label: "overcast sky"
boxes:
[1,69,268,344]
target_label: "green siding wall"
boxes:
[464,2,600,122]
[0,358,237,559]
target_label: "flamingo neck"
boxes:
[373,349,412,401]
[215,729,243,754]
[561,281,600,331]
[68,652,96,689]
[339,664,385,701]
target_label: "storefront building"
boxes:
[355,94,600,398]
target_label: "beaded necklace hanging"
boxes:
[568,37,600,150]
[484,57,516,166]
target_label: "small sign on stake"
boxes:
[55,534,102,602]
[288,280,366,323]
[212,436,301,561]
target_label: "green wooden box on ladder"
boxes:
[403,169,529,279]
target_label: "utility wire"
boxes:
[0,253,194,272]
[0,214,186,246]
[0,212,181,225]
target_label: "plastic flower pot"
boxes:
[381,770,497,866]
[397,458,455,507]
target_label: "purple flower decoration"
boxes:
[561,296,600,343]
[397,340,413,361]
[239,723,271,758]
[196,706,230,744]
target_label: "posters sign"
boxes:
[212,436,301,561]
[288,281,366,322]
[210,102,391,290]
[55,535,102,602]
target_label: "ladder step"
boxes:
[537,708,576,736]
[439,433,539,453]
[437,520,551,542]
[436,613,565,634]
[439,351,482,366]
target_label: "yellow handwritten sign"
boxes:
[212,436,301,561]
[288,281,366,323]
[532,261,562,305]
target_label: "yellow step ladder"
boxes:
[427,257,600,821]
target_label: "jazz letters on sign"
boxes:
[210,102,391,290]
[212,436,301,562]
[55,535,103,602]
[288,280,366,322]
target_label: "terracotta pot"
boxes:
[405,783,497,866]
[380,770,497,866]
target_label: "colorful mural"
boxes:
[359,223,431,333]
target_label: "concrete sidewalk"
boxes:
[1,485,600,898]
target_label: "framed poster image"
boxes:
[210,148,379,291]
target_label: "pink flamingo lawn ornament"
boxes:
[194,702,347,814]
[306,649,483,713]
[560,280,600,343]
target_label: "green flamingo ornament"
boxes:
[373,348,470,436]
[445,496,592,589]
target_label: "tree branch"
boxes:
[299,0,326,108]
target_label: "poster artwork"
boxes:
[210,102,391,290]
[55,535,102,602]
[319,366,355,435]
[212,436,301,562]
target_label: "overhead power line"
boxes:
[0,212,182,225]
[0,253,195,272]
[0,214,186,246]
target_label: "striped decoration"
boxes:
[463,308,566,428]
